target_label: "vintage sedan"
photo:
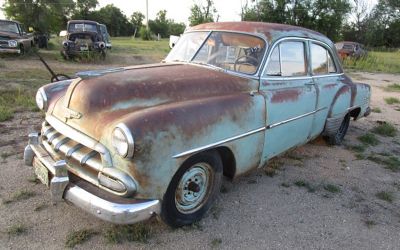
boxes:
[0,19,34,54]
[24,22,371,227]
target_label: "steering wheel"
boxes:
[233,55,258,72]
[51,74,71,82]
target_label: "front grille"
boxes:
[41,121,102,186]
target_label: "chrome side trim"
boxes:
[261,73,344,81]
[172,127,266,158]
[266,107,327,129]
[46,115,113,167]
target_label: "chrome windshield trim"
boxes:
[173,127,266,158]
[261,73,344,81]
[46,115,113,167]
[267,107,327,129]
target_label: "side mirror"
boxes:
[59,30,67,37]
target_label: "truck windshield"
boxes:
[165,31,266,75]
[68,23,97,33]
[0,21,19,34]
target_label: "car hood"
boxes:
[0,31,19,39]
[51,63,255,139]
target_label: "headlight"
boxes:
[35,88,47,111]
[112,124,134,158]
[8,40,18,47]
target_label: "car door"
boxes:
[309,41,343,139]
[259,39,317,164]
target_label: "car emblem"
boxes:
[64,107,82,120]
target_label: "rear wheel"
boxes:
[161,151,222,227]
[326,114,350,145]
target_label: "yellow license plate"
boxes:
[33,158,49,186]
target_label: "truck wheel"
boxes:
[161,151,222,227]
[19,44,25,55]
[326,114,350,145]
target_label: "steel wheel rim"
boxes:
[175,163,213,214]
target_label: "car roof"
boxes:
[0,19,20,24]
[188,21,334,48]
[68,20,99,25]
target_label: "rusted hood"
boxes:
[51,63,255,139]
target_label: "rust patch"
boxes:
[270,89,301,103]
[323,83,337,89]
[342,74,357,106]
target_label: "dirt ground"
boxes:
[0,55,399,249]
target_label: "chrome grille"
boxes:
[41,122,102,185]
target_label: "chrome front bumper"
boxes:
[24,133,161,225]
[0,48,21,54]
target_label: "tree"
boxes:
[188,0,217,26]
[3,0,74,33]
[90,4,132,36]
[72,0,98,19]
[131,11,145,36]
[242,0,350,41]
[147,10,186,38]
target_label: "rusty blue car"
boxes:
[24,22,371,227]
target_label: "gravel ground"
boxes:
[0,71,399,249]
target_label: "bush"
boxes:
[140,28,153,41]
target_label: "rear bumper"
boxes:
[24,133,161,224]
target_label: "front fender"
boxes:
[112,93,265,199]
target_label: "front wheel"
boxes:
[161,151,222,227]
[326,114,350,145]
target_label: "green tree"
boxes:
[90,4,132,36]
[188,0,217,26]
[72,0,98,19]
[147,10,185,38]
[130,11,145,36]
[242,0,350,41]
[3,0,74,33]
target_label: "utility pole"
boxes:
[146,0,149,30]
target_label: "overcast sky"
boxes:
[0,0,378,24]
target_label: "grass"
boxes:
[211,238,222,248]
[358,133,380,146]
[372,122,397,137]
[323,184,341,193]
[367,155,400,172]
[348,144,367,153]
[34,203,48,212]
[0,88,38,122]
[3,190,35,204]
[384,97,400,105]
[294,180,316,193]
[385,83,400,92]
[364,220,377,228]
[376,191,394,203]
[104,223,151,244]
[371,107,381,113]
[6,223,27,236]
[342,51,400,74]
[65,229,97,248]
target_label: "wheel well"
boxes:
[214,147,236,179]
[349,107,361,120]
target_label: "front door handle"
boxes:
[305,82,315,86]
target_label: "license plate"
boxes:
[80,46,88,51]
[33,159,49,186]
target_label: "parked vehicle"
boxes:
[100,24,112,49]
[60,20,108,59]
[335,41,368,60]
[0,19,34,54]
[24,22,371,227]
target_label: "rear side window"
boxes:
[265,41,307,77]
[311,43,336,75]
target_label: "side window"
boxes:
[265,41,307,77]
[311,43,337,75]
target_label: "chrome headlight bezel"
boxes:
[112,124,134,158]
[8,40,18,48]
[35,88,48,111]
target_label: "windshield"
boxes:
[165,31,266,75]
[68,23,97,33]
[0,21,19,34]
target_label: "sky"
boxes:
[0,0,379,24]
